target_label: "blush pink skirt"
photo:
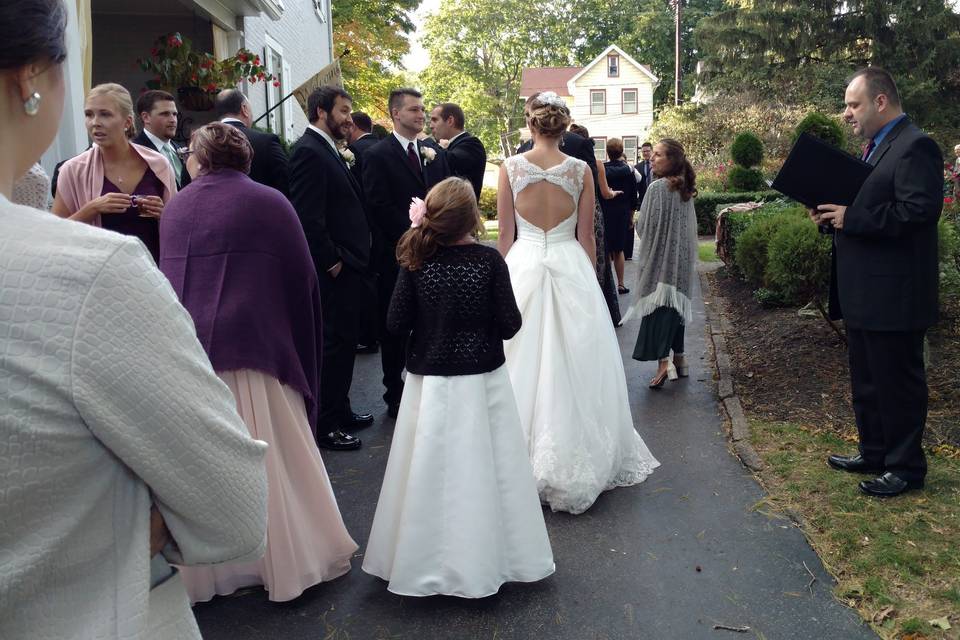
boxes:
[179,369,358,603]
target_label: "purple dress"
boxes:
[100,167,164,263]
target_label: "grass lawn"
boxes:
[749,420,960,639]
[483,219,499,243]
[699,239,718,263]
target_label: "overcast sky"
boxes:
[402,0,442,74]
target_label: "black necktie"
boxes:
[407,142,421,174]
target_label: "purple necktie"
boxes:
[407,142,421,174]
[862,140,875,161]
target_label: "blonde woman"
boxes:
[53,82,176,262]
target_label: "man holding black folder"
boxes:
[810,68,942,497]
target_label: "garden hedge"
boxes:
[694,190,780,235]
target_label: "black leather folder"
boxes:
[771,133,873,207]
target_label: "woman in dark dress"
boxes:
[601,138,638,294]
[53,83,176,262]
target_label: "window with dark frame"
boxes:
[623,136,638,164]
[621,88,638,115]
[590,89,606,115]
[607,54,619,77]
[593,137,607,162]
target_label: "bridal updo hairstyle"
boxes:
[396,177,484,271]
[656,138,698,202]
[525,93,571,138]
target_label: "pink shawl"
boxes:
[56,143,178,226]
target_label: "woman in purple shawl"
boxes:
[160,122,357,602]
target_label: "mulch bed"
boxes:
[705,268,960,448]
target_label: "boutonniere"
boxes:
[340,148,356,168]
[420,145,437,164]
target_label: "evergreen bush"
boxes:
[793,112,845,147]
[730,132,764,168]
[727,166,767,192]
[734,214,783,286]
[764,217,832,306]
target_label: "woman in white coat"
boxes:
[0,2,269,638]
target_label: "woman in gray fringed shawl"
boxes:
[627,139,699,388]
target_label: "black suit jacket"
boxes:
[132,131,191,189]
[223,121,289,196]
[829,117,942,331]
[634,159,652,207]
[347,133,379,188]
[445,132,486,200]
[517,131,598,190]
[362,135,450,269]
[289,128,371,279]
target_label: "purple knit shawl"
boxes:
[160,169,322,433]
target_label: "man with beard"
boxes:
[362,88,449,417]
[289,85,374,450]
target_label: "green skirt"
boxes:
[632,307,685,361]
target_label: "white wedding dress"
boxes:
[503,154,660,515]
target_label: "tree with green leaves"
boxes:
[695,0,960,146]
[418,0,579,155]
[333,0,420,118]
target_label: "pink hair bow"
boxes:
[409,197,426,228]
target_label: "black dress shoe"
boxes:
[859,472,923,497]
[827,453,884,475]
[343,411,374,430]
[316,430,361,450]
[356,343,379,354]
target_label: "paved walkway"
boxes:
[195,260,878,640]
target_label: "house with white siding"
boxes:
[46,0,332,174]
[519,44,659,163]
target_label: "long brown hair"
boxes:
[396,177,484,270]
[657,138,697,202]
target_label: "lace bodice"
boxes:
[505,154,586,245]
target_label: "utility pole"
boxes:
[670,0,682,105]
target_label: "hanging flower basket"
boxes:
[138,32,275,102]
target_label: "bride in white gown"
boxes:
[497,92,660,515]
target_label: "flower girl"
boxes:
[362,177,554,597]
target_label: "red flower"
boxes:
[272,80,280,87]
[945,197,955,204]
[200,59,214,69]
[206,83,218,92]
[258,72,266,80]
[190,73,198,83]
[254,55,261,64]
[166,34,182,48]
[150,47,159,57]
[238,53,248,63]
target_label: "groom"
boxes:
[362,88,449,417]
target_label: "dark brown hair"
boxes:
[308,85,352,123]
[606,137,624,161]
[847,67,901,107]
[191,122,253,175]
[0,0,67,70]
[396,177,484,271]
[569,123,590,139]
[657,138,697,202]
[136,90,176,119]
[388,87,422,119]
[436,102,465,129]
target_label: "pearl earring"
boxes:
[24,92,41,116]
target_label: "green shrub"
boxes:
[478,186,498,220]
[693,190,779,235]
[730,132,764,168]
[717,199,804,271]
[728,166,767,192]
[793,112,845,148]
[764,216,832,306]
[939,215,960,294]
[734,215,783,286]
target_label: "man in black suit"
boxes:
[215,88,289,196]
[133,90,190,189]
[347,111,378,187]
[289,85,375,451]
[429,102,486,200]
[362,87,449,417]
[813,68,942,497]
[347,111,381,355]
[628,141,654,261]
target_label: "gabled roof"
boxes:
[519,67,579,99]
[566,44,659,91]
